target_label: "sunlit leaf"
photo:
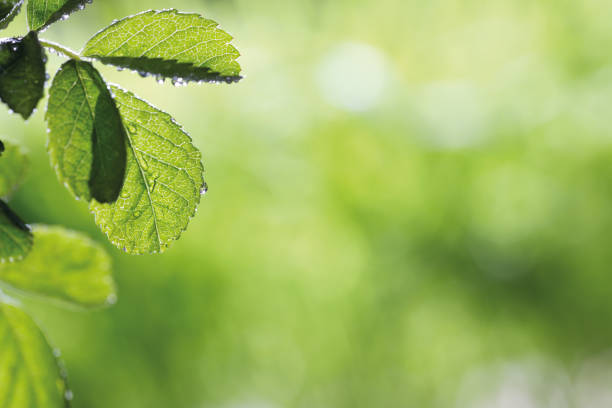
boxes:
[0,200,31,263]
[0,31,46,119]
[0,0,23,30]
[0,141,28,198]
[47,59,126,203]
[0,225,116,308]
[91,86,204,254]
[82,9,242,84]
[27,0,92,31]
[0,298,69,408]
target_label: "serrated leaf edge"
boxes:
[28,0,94,32]
[81,8,243,84]
[0,0,24,30]
[90,83,204,255]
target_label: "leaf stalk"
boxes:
[39,39,82,61]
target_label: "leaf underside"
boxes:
[0,299,68,408]
[0,141,28,198]
[91,86,204,254]
[27,0,92,31]
[0,225,116,308]
[47,59,126,203]
[82,9,242,84]
[0,31,46,119]
[0,200,32,263]
[0,0,23,30]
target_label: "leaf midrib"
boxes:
[119,119,162,251]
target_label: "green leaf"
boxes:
[0,141,28,198]
[82,9,242,84]
[0,31,46,119]
[0,200,32,263]
[47,60,126,203]
[0,225,115,308]
[27,0,92,31]
[91,86,204,254]
[0,298,69,408]
[0,0,23,30]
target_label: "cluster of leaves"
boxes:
[0,142,115,406]
[0,0,241,405]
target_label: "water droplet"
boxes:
[53,348,62,358]
[200,182,208,195]
[120,191,129,199]
[127,124,136,133]
[64,390,73,401]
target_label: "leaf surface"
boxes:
[47,60,126,203]
[82,9,242,84]
[27,0,92,31]
[0,31,46,119]
[91,86,204,254]
[0,0,23,30]
[0,200,32,263]
[0,225,115,308]
[0,141,28,198]
[0,298,68,408]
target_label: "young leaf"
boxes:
[0,225,116,308]
[0,200,32,263]
[82,9,242,84]
[0,31,46,119]
[0,298,69,408]
[0,0,23,30]
[0,141,28,198]
[91,86,204,254]
[47,60,126,203]
[27,0,92,31]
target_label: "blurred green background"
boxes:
[4,0,612,406]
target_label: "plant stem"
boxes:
[39,39,82,61]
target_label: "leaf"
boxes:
[0,298,69,408]
[0,200,32,263]
[0,225,115,308]
[82,9,242,84]
[47,60,126,203]
[0,141,28,198]
[0,0,23,30]
[91,86,204,254]
[27,0,92,31]
[0,31,46,119]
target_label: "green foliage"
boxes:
[0,298,68,408]
[0,31,46,119]
[0,141,28,197]
[47,60,126,203]
[0,0,22,30]
[27,0,91,31]
[0,225,115,308]
[82,9,241,84]
[0,1,241,406]
[92,86,204,254]
[0,200,32,262]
